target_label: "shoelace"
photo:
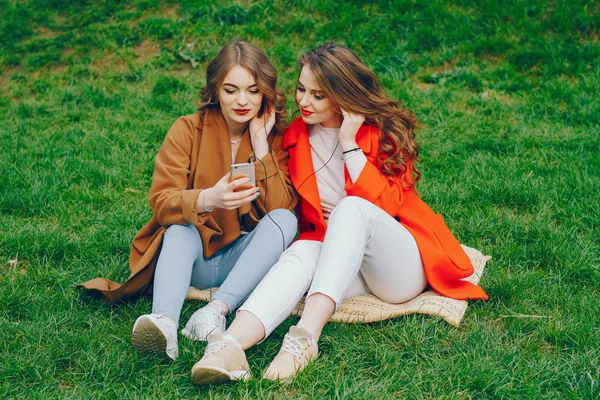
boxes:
[281,334,311,358]
[214,307,226,331]
[190,304,225,333]
[205,305,222,327]
[205,340,227,355]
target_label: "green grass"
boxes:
[1,0,599,398]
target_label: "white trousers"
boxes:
[239,196,427,338]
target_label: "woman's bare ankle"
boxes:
[295,322,322,341]
[225,310,266,350]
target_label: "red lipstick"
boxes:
[234,109,250,115]
[301,109,314,117]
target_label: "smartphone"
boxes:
[230,162,256,191]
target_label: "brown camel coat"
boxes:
[79,111,296,303]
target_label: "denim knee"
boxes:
[163,224,202,248]
[264,209,298,243]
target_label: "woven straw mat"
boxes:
[186,245,489,327]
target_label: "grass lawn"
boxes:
[1,0,599,398]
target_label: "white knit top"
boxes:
[308,124,367,219]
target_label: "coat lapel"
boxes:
[234,128,252,164]
[284,120,323,216]
[194,111,231,189]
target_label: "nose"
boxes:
[237,91,248,106]
[298,92,309,108]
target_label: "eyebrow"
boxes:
[223,83,258,89]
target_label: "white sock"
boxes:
[208,300,228,315]
[222,334,243,350]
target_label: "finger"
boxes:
[231,193,258,205]
[234,187,259,199]
[224,193,259,208]
[226,176,250,188]
[229,177,255,189]
[218,173,232,183]
[223,186,258,202]
[345,110,363,120]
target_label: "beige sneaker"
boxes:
[191,333,251,385]
[263,326,318,382]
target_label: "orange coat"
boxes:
[282,118,488,300]
[80,112,296,303]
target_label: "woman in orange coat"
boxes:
[190,43,488,385]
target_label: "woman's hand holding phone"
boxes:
[199,173,259,211]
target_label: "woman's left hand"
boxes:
[339,108,365,148]
[249,108,276,141]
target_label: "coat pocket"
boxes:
[428,214,473,272]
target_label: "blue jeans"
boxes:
[151,209,297,323]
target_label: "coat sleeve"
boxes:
[240,133,297,225]
[148,117,209,227]
[344,133,414,217]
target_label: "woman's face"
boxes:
[218,65,263,127]
[296,65,340,128]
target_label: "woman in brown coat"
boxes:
[80,41,297,361]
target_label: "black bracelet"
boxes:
[342,147,361,154]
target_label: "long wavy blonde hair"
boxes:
[299,42,420,185]
[198,40,287,134]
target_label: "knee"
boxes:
[163,224,201,247]
[336,196,370,210]
[265,209,298,240]
[330,196,370,220]
[279,241,319,279]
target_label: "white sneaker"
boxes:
[182,302,226,341]
[131,314,178,361]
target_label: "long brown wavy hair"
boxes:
[299,42,420,186]
[198,40,287,134]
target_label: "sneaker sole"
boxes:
[191,365,250,386]
[131,317,171,360]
